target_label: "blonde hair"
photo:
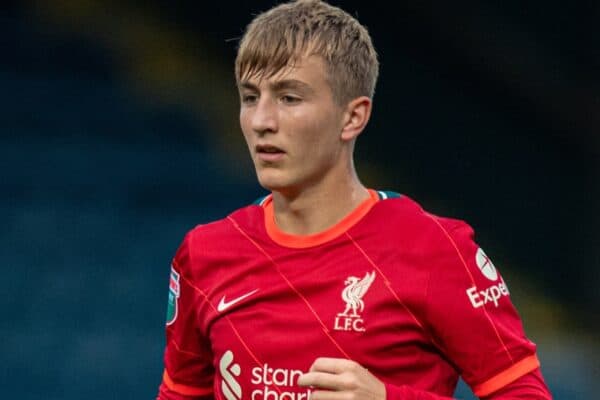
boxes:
[235,0,379,105]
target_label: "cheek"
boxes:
[239,110,249,133]
[292,107,336,142]
[239,111,253,143]
[304,114,341,150]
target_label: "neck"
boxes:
[270,172,369,236]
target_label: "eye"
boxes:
[241,93,258,105]
[281,95,301,104]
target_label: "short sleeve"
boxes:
[158,232,215,399]
[423,219,539,397]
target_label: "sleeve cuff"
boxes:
[472,354,540,397]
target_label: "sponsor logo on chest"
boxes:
[219,350,311,400]
[333,271,376,332]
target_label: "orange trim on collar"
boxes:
[162,369,213,396]
[473,354,540,397]
[262,189,379,248]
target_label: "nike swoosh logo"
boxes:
[217,289,259,312]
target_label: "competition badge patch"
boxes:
[166,266,180,325]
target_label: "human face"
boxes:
[238,55,349,196]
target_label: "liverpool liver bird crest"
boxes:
[338,271,376,317]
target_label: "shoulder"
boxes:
[169,200,266,290]
[370,190,472,240]
[183,200,264,246]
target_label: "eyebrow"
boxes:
[238,79,315,95]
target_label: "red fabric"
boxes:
[158,192,545,398]
[160,233,215,399]
[483,368,552,399]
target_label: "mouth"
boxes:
[255,144,285,162]
[256,144,284,153]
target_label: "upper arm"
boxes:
[158,232,215,399]
[423,219,541,397]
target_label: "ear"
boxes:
[340,96,372,142]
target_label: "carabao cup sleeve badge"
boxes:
[166,266,181,325]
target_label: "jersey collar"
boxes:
[261,189,379,248]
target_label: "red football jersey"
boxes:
[158,190,540,399]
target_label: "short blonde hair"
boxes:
[235,0,379,105]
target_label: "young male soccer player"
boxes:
[157,1,552,399]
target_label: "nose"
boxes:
[251,96,278,135]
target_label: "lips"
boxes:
[256,144,284,153]
[256,144,285,162]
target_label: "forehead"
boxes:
[238,55,330,89]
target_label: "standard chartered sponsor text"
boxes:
[250,363,311,400]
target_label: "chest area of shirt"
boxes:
[203,244,429,366]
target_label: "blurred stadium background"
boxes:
[2,1,598,398]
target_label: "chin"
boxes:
[257,178,288,192]
[255,171,296,193]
